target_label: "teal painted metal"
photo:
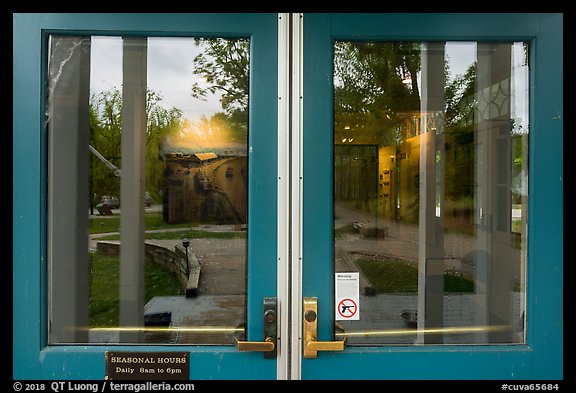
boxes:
[302,13,563,380]
[37,347,275,380]
[301,13,334,345]
[13,13,278,380]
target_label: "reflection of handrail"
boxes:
[89,144,121,177]
[87,326,244,333]
[335,324,510,338]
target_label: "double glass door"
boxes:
[13,13,563,380]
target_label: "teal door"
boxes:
[13,13,564,381]
[300,13,563,380]
[13,13,279,379]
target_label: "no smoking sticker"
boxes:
[335,273,360,320]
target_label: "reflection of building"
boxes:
[334,113,430,223]
[334,110,477,228]
[192,152,217,163]
[161,152,247,224]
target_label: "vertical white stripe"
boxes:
[277,12,291,381]
[290,12,304,380]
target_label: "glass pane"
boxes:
[333,41,528,345]
[47,36,249,345]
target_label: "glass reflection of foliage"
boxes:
[89,88,122,211]
[334,42,422,146]
[444,61,477,131]
[334,42,482,218]
[88,88,183,211]
[190,38,249,135]
[444,61,477,204]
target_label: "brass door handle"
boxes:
[305,336,347,352]
[303,297,347,358]
[233,297,277,359]
[234,336,276,352]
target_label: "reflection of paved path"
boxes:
[336,203,476,263]
[335,203,521,283]
[88,206,523,345]
[89,295,245,345]
[334,203,524,345]
[90,225,247,296]
[88,224,247,345]
[338,292,523,345]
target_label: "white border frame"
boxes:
[290,12,304,380]
[277,13,304,380]
[277,12,290,380]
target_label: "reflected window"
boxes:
[47,36,249,345]
[333,41,529,345]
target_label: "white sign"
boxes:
[335,272,360,320]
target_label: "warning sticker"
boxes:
[335,272,360,320]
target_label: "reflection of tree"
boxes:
[444,62,476,202]
[334,42,422,146]
[89,89,122,211]
[445,61,477,131]
[333,41,487,221]
[190,38,249,134]
[146,90,183,201]
[89,87,182,210]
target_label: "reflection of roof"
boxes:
[193,152,218,161]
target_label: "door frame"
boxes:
[12,12,564,381]
[299,13,563,380]
[13,13,280,380]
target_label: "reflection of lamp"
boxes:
[182,238,190,277]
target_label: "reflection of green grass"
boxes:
[89,252,182,327]
[356,257,474,293]
[98,229,246,241]
[89,212,191,234]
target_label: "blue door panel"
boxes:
[13,13,278,380]
[36,348,275,380]
[302,13,562,380]
[13,12,563,380]
[302,349,537,380]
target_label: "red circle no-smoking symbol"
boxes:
[337,298,357,318]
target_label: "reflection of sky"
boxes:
[406,42,529,136]
[511,42,529,134]
[148,37,223,122]
[90,38,528,133]
[90,36,222,122]
[444,42,528,133]
[445,41,476,80]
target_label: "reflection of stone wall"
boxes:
[335,142,422,223]
[162,157,246,224]
[96,241,200,296]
